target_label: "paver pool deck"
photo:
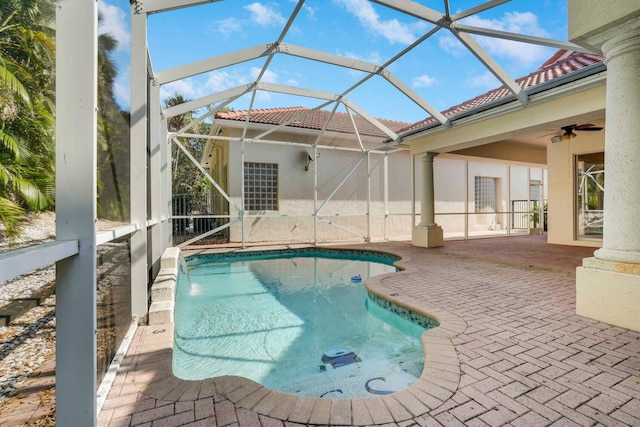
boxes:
[95,235,640,426]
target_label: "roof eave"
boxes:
[395,62,607,144]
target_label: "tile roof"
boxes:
[215,50,604,139]
[400,49,604,133]
[216,107,412,138]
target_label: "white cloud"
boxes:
[460,12,552,67]
[244,2,286,26]
[438,34,464,57]
[98,0,130,51]
[304,5,318,20]
[250,67,279,84]
[254,90,273,103]
[342,51,383,65]
[286,79,299,86]
[113,66,130,109]
[467,71,498,90]
[334,0,426,45]
[160,80,202,101]
[205,70,251,93]
[210,17,243,36]
[412,74,437,88]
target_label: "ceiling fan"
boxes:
[551,123,604,142]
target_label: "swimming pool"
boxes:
[173,249,438,398]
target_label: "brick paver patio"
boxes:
[6,235,640,426]
[97,235,640,426]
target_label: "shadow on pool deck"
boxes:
[14,234,640,427]
[98,235,640,426]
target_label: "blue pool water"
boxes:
[173,249,436,398]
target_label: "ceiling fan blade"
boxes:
[538,130,562,138]
[574,123,603,131]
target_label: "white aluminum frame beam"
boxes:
[0,241,78,282]
[178,132,402,154]
[370,0,445,25]
[136,0,222,15]
[55,0,98,423]
[163,85,253,118]
[451,0,511,21]
[155,45,273,85]
[177,218,241,248]
[246,98,338,143]
[315,153,367,215]
[279,43,449,125]
[312,102,341,148]
[171,137,242,214]
[453,30,528,105]
[345,107,365,151]
[452,23,592,53]
[130,5,149,319]
[168,82,399,142]
[175,94,244,134]
[149,79,163,277]
[157,39,448,125]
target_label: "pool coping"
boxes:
[141,244,467,424]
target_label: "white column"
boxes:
[412,152,443,248]
[576,27,640,332]
[149,81,163,277]
[418,152,437,227]
[130,6,149,319]
[593,29,640,264]
[55,0,98,424]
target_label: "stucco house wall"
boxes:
[213,130,545,244]
[222,127,420,243]
[547,123,605,248]
[433,155,547,237]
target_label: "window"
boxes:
[475,176,497,213]
[530,180,541,202]
[244,162,278,211]
[576,152,604,239]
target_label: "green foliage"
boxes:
[164,93,211,196]
[0,0,55,239]
[530,202,548,229]
[96,26,130,222]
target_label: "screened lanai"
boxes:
[1,0,640,425]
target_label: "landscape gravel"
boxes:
[1,213,57,403]
[0,212,56,303]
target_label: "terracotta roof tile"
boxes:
[400,49,604,133]
[216,106,412,138]
[215,50,603,139]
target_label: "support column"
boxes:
[412,152,443,248]
[130,5,149,320]
[575,23,640,331]
[55,0,98,424]
[149,81,163,277]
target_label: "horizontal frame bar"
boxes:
[0,240,78,282]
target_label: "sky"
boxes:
[98,0,571,124]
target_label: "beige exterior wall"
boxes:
[569,0,640,51]
[434,155,546,237]
[547,123,605,248]
[221,128,418,243]
[409,82,607,247]
[209,126,544,244]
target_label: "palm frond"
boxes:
[0,196,24,240]
[0,129,25,161]
[0,62,31,106]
